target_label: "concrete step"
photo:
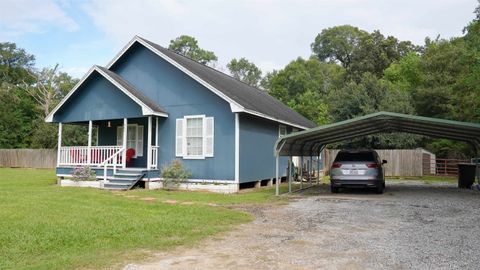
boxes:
[103,170,145,191]
[116,168,146,173]
[111,175,140,180]
[103,182,131,190]
[114,172,142,177]
[107,178,137,184]
[103,187,128,191]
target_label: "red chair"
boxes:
[126,148,135,167]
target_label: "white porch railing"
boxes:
[58,146,124,166]
[101,147,125,182]
[151,146,159,169]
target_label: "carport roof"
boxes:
[274,111,480,156]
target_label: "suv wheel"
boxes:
[375,184,384,194]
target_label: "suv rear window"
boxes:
[334,152,375,162]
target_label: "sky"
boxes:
[0,0,477,78]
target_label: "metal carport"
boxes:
[273,111,480,195]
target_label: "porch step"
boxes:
[110,175,139,180]
[103,168,145,191]
[103,183,130,190]
[115,173,142,177]
[107,178,137,184]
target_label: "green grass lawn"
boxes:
[0,168,282,270]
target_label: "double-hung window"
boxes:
[117,124,144,157]
[176,115,214,159]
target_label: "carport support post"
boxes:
[275,155,279,196]
[317,153,321,185]
[288,156,292,193]
[300,156,304,190]
[310,156,313,186]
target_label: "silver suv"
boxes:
[330,150,387,194]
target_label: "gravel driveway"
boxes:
[126,181,480,270]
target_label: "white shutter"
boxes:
[176,119,185,157]
[137,126,144,156]
[117,127,123,146]
[204,117,214,157]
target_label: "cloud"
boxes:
[82,0,477,73]
[0,0,78,38]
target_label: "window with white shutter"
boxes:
[204,117,214,157]
[175,119,185,157]
[176,115,214,159]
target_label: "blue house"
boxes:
[47,36,315,192]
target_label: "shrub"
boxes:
[161,159,191,189]
[72,166,97,181]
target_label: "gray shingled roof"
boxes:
[137,37,316,129]
[96,66,167,115]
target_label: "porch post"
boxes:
[57,122,62,166]
[122,118,127,168]
[147,116,152,170]
[87,120,92,165]
[155,117,159,146]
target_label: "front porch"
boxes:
[56,116,161,189]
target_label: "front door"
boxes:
[117,124,144,167]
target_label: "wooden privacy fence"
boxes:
[323,149,429,177]
[0,149,57,169]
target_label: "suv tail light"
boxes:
[367,163,378,168]
[332,163,342,168]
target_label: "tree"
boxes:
[348,31,419,80]
[22,64,78,117]
[287,90,330,125]
[265,58,343,125]
[0,42,36,148]
[168,35,217,65]
[311,25,368,68]
[0,42,35,86]
[259,70,277,91]
[326,73,421,148]
[0,86,34,148]
[410,38,464,119]
[267,57,344,103]
[383,52,422,91]
[312,27,419,81]
[227,58,262,87]
[452,11,480,123]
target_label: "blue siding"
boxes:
[53,72,144,123]
[111,44,235,180]
[239,114,290,183]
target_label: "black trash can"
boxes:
[458,163,477,188]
